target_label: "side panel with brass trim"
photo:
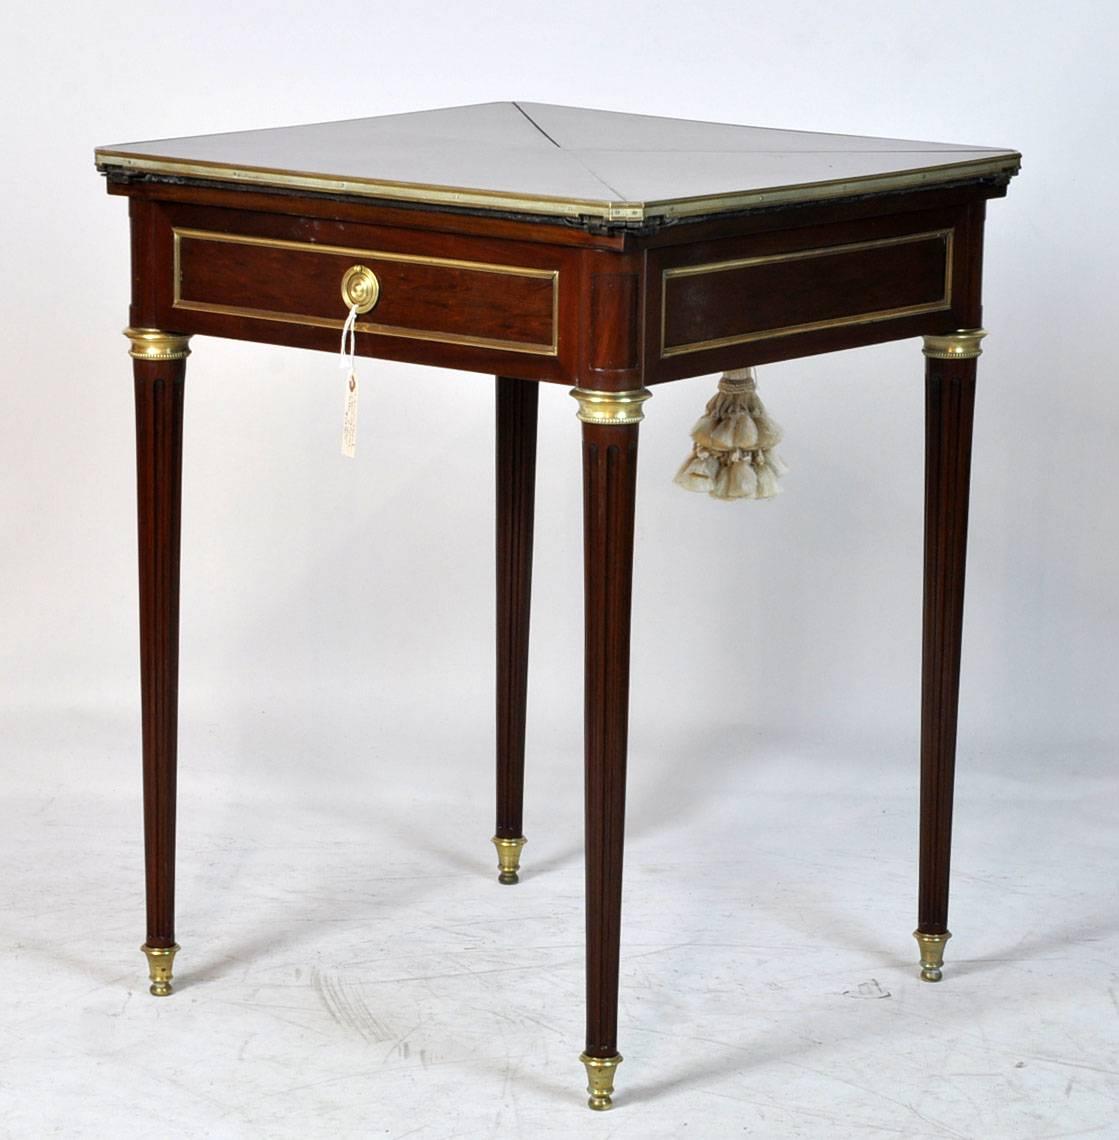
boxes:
[661,228,953,357]
[646,205,979,381]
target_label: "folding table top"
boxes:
[95,101,1021,224]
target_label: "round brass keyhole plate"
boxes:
[340,264,381,314]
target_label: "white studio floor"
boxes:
[1,705,1116,1139]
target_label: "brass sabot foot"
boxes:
[913,930,951,982]
[141,943,180,997]
[491,835,527,884]
[580,1052,622,1111]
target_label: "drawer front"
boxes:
[172,227,559,356]
[659,228,953,360]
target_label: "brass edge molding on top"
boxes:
[124,327,192,361]
[660,229,955,358]
[171,228,560,357]
[571,387,652,425]
[922,328,987,359]
[95,148,1021,224]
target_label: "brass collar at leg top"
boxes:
[922,329,986,360]
[571,388,652,426]
[124,327,193,361]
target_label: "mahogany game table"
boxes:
[95,102,1020,1110]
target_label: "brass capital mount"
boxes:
[124,327,192,361]
[922,328,986,360]
[571,387,652,426]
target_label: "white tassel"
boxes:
[752,410,781,451]
[732,413,759,449]
[675,368,788,501]
[674,448,720,493]
[754,454,780,499]
[721,451,758,499]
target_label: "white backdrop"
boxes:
[2,3,1117,1137]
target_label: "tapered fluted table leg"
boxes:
[915,329,985,982]
[492,377,538,884]
[572,386,650,1110]
[127,327,190,997]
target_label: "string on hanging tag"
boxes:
[339,304,359,458]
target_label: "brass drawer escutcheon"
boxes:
[340,264,380,313]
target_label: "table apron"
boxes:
[128,198,984,385]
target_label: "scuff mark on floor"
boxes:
[842,979,891,999]
[311,966,394,1043]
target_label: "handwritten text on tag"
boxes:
[341,371,359,457]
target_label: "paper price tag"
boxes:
[341,370,359,458]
